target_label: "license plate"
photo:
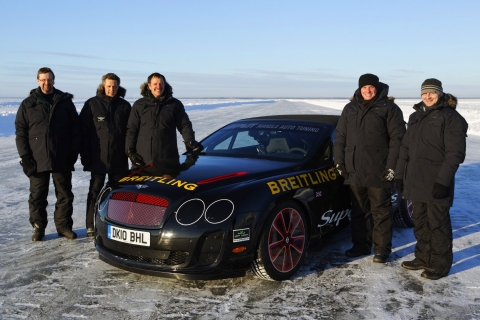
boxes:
[107,225,150,247]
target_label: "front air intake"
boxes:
[107,192,168,227]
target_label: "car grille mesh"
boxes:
[97,237,188,266]
[107,192,168,227]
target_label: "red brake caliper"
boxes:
[268,208,305,272]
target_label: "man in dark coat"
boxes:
[80,73,131,237]
[334,73,405,263]
[126,73,201,175]
[15,67,81,241]
[395,79,468,280]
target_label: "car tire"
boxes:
[251,201,308,281]
[391,189,414,228]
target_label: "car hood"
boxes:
[114,155,298,197]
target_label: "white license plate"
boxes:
[107,225,150,247]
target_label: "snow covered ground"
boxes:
[0,98,479,319]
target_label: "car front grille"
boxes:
[97,237,189,266]
[107,192,168,227]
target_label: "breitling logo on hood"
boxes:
[96,84,127,98]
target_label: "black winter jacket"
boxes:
[126,82,195,172]
[334,83,406,188]
[15,87,81,173]
[80,86,131,173]
[395,94,468,206]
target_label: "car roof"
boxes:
[241,114,340,126]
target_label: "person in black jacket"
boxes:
[334,73,405,263]
[395,79,468,280]
[80,73,131,237]
[15,67,81,241]
[126,73,201,176]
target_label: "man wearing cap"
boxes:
[334,73,405,263]
[395,79,467,280]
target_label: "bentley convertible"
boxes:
[94,114,412,281]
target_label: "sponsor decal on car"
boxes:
[266,168,337,195]
[317,209,351,227]
[233,228,250,242]
[118,176,198,191]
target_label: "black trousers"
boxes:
[29,171,74,232]
[412,201,453,276]
[349,185,393,255]
[85,172,108,229]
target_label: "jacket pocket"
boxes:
[412,158,442,188]
[28,134,49,163]
[345,146,355,173]
[364,145,388,174]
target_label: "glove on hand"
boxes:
[80,154,90,167]
[335,164,349,179]
[186,140,204,155]
[20,154,37,177]
[394,179,404,192]
[381,169,395,182]
[127,149,145,166]
[432,182,449,199]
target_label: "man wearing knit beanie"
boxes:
[395,78,468,280]
[334,74,405,263]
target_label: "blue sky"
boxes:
[0,0,479,98]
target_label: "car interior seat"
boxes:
[266,137,290,153]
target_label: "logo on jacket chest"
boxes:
[97,117,106,122]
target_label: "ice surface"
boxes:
[0,99,479,319]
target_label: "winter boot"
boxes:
[32,227,45,241]
[58,230,77,239]
[401,260,428,270]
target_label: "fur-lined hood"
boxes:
[139,80,173,100]
[349,95,395,102]
[349,82,394,103]
[414,93,458,111]
[96,84,126,98]
[28,87,74,100]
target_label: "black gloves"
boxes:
[127,149,145,166]
[381,169,395,182]
[186,140,204,155]
[395,179,404,192]
[20,154,37,177]
[80,154,90,167]
[335,164,349,179]
[432,182,449,199]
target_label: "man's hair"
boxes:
[102,73,120,85]
[37,67,55,80]
[147,72,165,83]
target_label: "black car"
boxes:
[95,114,412,281]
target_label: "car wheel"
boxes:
[391,190,414,228]
[251,201,308,281]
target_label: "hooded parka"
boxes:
[126,79,195,172]
[334,83,406,188]
[395,94,468,207]
[80,85,131,173]
[15,87,81,173]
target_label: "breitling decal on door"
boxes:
[266,168,337,195]
[118,176,198,191]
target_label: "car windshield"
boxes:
[200,121,327,161]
